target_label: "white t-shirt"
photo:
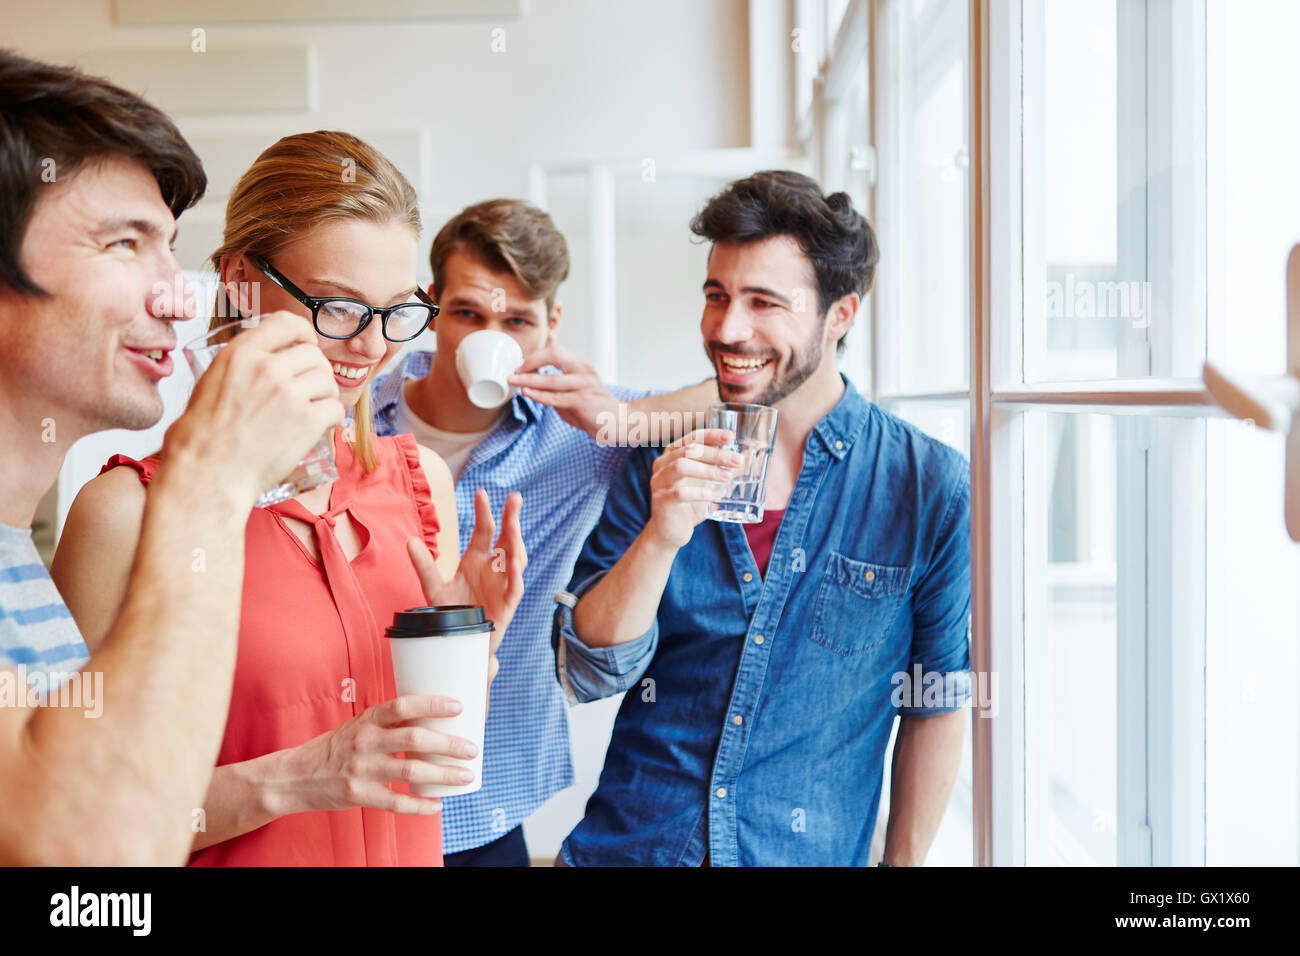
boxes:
[391,380,504,481]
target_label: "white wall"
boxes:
[6,0,751,381]
[3,0,756,861]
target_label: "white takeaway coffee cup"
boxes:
[455,329,523,409]
[385,605,494,797]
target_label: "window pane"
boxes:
[1206,0,1300,378]
[1025,412,1120,865]
[876,0,969,394]
[1025,0,1209,383]
[1041,5,1117,280]
[1025,1,1125,383]
[826,0,851,39]
[1024,410,1300,865]
[1205,418,1300,865]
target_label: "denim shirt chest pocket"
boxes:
[809,551,913,657]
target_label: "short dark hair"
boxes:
[0,49,206,296]
[689,170,879,352]
[430,199,569,311]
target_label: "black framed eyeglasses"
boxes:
[249,254,438,342]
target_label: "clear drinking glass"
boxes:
[706,402,779,524]
[182,319,337,507]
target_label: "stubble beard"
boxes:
[712,323,826,408]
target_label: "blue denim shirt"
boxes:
[552,376,971,866]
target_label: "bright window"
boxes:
[801,0,1300,866]
[978,0,1300,866]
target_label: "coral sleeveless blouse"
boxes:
[102,429,443,866]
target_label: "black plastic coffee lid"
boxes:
[386,605,496,638]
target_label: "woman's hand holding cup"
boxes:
[275,695,478,815]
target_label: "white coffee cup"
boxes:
[385,605,494,797]
[455,329,523,409]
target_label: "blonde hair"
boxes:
[209,130,421,472]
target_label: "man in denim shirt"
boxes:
[553,171,971,866]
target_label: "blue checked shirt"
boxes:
[371,349,650,854]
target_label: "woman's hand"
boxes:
[406,489,526,682]
[272,695,479,815]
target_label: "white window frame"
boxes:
[972,0,1222,866]
[792,0,1230,866]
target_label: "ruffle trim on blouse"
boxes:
[100,453,160,486]
[392,433,441,561]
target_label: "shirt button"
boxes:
[835,440,844,450]
[742,572,753,583]
[753,634,765,644]
[716,788,727,799]
[732,715,743,725]
[865,570,875,582]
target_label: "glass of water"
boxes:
[706,402,779,524]
[183,319,338,507]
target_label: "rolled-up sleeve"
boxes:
[898,463,972,717]
[552,573,659,704]
[550,445,662,704]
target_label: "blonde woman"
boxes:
[52,131,525,866]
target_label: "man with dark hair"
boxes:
[0,50,343,863]
[553,170,971,866]
[370,198,717,865]
[689,169,879,358]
